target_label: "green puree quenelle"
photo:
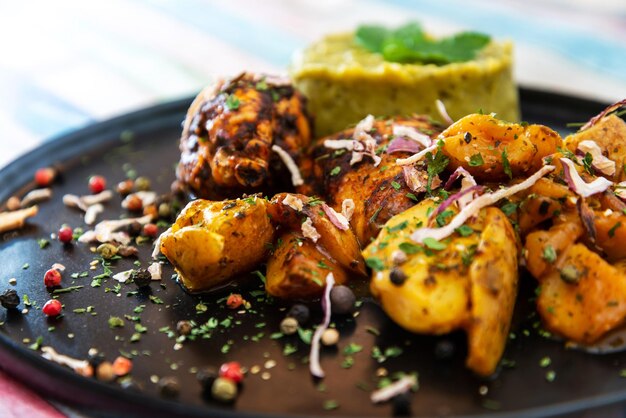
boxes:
[290,23,520,137]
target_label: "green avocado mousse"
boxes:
[290,22,519,137]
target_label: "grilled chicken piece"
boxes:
[304,115,444,245]
[177,72,313,199]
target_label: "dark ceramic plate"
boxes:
[0,89,623,418]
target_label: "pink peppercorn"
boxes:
[219,361,244,384]
[43,269,62,288]
[58,226,73,243]
[88,175,106,194]
[42,299,62,317]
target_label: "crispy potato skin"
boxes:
[440,114,561,182]
[306,116,443,245]
[564,115,626,181]
[177,73,312,199]
[266,231,348,299]
[364,200,518,376]
[160,197,274,293]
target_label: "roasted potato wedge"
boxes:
[440,114,561,181]
[266,231,349,299]
[363,199,518,376]
[160,196,274,292]
[564,114,626,181]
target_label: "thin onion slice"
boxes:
[152,227,171,259]
[341,199,355,221]
[560,158,612,198]
[576,140,616,177]
[444,167,477,190]
[402,166,427,193]
[396,144,438,166]
[429,185,485,223]
[310,273,335,379]
[272,145,304,187]
[370,374,417,404]
[386,137,423,154]
[392,125,432,148]
[579,99,626,131]
[411,165,555,243]
[436,99,454,126]
[322,204,349,231]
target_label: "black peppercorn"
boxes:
[287,304,310,324]
[131,269,152,288]
[330,285,356,315]
[0,289,20,309]
[158,376,180,398]
[125,221,143,237]
[176,320,193,336]
[196,367,218,392]
[390,268,408,286]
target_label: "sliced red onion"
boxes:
[301,217,321,242]
[579,99,626,131]
[411,165,555,243]
[396,144,438,166]
[615,181,626,201]
[79,214,154,245]
[51,263,66,272]
[272,145,304,187]
[577,198,597,244]
[387,137,423,154]
[354,115,375,140]
[321,203,349,231]
[323,139,355,150]
[436,99,454,126]
[430,185,485,223]
[444,167,477,190]
[310,273,335,378]
[576,140,616,177]
[282,195,304,212]
[84,203,104,225]
[392,125,432,148]
[560,158,613,198]
[370,374,417,403]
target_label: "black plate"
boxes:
[0,89,622,418]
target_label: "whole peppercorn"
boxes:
[0,289,20,309]
[89,175,107,194]
[321,328,340,346]
[142,223,158,238]
[135,176,151,191]
[58,226,73,244]
[287,304,310,324]
[125,195,143,212]
[131,269,152,288]
[42,299,62,317]
[125,221,143,237]
[211,377,238,402]
[280,317,298,335]
[226,293,244,309]
[330,285,356,315]
[158,376,180,398]
[97,243,118,259]
[116,179,134,196]
[176,320,193,336]
[197,367,218,393]
[43,268,62,288]
[96,361,115,382]
[34,167,56,187]
[219,361,244,384]
[389,268,408,286]
[158,202,171,219]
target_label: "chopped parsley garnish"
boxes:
[435,210,454,227]
[252,270,266,285]
[425,148,449,193]
[391,181,402,190]
[365,257,385,271]
[344,343,363,355]
[355,22,490,65]
[225,94,240,111]
[502,147,512,179]
[455,225,474,237]
[469,153,484,167]
[406,192,419,202]
[108,316,125,329]
[423,237,446,251]
[582,152,594,175]
[37,239,49,249]
[399,242,420,254]
[330,166,341,176]
[609,221,622,238]
[500,201,518,216]
[542,245,557,264]
[387,221,408,232]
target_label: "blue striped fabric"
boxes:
[0,0,624,169]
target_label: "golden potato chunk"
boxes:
[363,199,518,376]
[440,114,561,181]
[160,196,274,293]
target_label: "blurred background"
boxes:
[0,0,625,169]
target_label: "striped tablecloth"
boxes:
[1,0,625,416]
